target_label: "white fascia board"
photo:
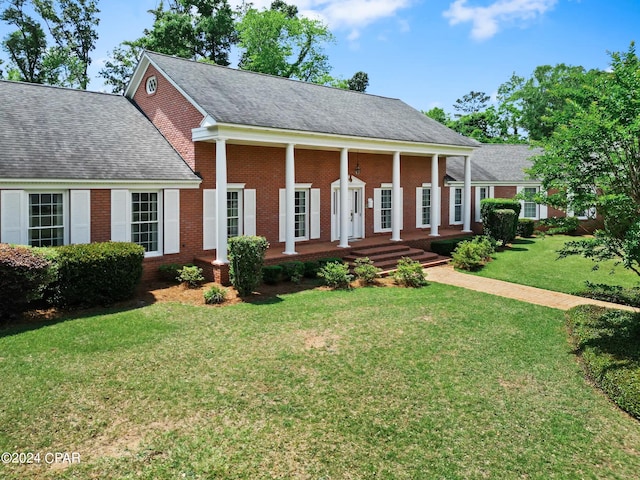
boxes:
[0,179,202,190]
[192,123,477,157]
[446,180,542,187]
[124,53,209,119]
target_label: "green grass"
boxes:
[468,235,640,293]
[2,285,640,479]
[567,305,640,420]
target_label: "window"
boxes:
[227,190,241,238]
[294,190,308,239]
[475,186,492,222]
[380,189,392,230]
[421,187,431,226]
[131,192,159,252]
[522,187,538,218]
[449,187,463,224]
[145,76,157,94]
[29,193,64,247]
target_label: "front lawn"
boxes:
[468,235,640,294]
[2,285,640,478]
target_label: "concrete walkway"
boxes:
[427,264,640,313]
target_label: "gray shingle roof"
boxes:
[0,80,199,182]
[144,51,478,148]
[447,144,543,183]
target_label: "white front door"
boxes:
[331,177,366,241]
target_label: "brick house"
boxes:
[446,143,598,234]
[1,51,481,282]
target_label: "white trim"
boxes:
[310,188,321,240]
[203,189,217,250]
[373,186,403,233]
[0,179,200,189]
[244,189,257,236]
[111,189,130,242]
[416,185,432,228]
[518,185,541,220]
[475,185,494,222]
[331,177,365,242]
[192,123,476,158]
[1,190,26,244]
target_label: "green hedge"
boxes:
[481,198,521,245]
[0,244,55,321]
[262,265,283,285]
[229,236,269,296]
[517,218,536,237]
[430,237,471,256]
[47,242,144,307]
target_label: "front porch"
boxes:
[196,228,473,284]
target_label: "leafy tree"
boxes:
[453,90,490,115]
[348,71,368,92]
[237,3,334,82]
[100,0,236,93]
[530,43,640,275]
[33,0,100,89]
[423,107,449,124]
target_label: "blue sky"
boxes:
[3,0,639,114]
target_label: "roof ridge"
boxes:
[0,78,122,97]
[143,50,402,102]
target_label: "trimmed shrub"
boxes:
[228,236,269,296]
[451,236,495,271]
[392,257,427,288]
[429,237,471,256]
[303,261,320,279]
[481,198,521,245]
[204,285,228,305]
[318,261,353,289]
[281,261,305,283]
[177,265,204,288]
[575,282,640,308]
[318,257,343,267]
[0,244,54,321]
[262,265,283,285]
[517,218,536,238]
[50,242,144,307]
[353,257,381,285]
[539,216,580,235]
[158,263,182,283]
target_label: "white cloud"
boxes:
[443,0,558,40]
[231,0,413,36]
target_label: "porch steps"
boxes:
[344,244,449,274]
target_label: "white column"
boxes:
[284,143,297,255]
[463,155,472,232]
[215,138,228,263]
[391,151,402,241]
[339,148,350,248]
[430,154,440,236]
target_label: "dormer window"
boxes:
[145,76,157,95]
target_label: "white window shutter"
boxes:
[516,186,525,218]
[310,188,320,239]
[164,189,180,254]
[111,190,129,242]
[540,202,548,219]
[373,188,382,233]
[203,189,217,250]
[279,188,286,242]
[244,189,256,236]
[70,190,91,244]
[416,187,423,228]
[1,190,26,244]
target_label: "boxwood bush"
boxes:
[262,265,283,285]
[481,198,521,245]
[281,261,305,283]
[430,238,471,256]
[228,236,269,296]
[49,242,144,307]
[517,218,536,237]
[0,244,55,321]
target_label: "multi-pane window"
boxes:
[295,190,307,239]
[227,190,240,238]
[380,189,392,230]
[421,187,431,226]
[523,187,538,218]
[453,188,463,223]
[131,192,159,252]
[29,193,64,247]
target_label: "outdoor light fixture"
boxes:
[355,161,361,176]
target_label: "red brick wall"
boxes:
[131,64,204,170]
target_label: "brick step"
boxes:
[369,252,440,270]
[343,247,427,264]
[348,244,414,257]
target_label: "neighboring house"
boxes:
[1,51,480,282]
[446,144,569,234]
[0,80,201,278]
